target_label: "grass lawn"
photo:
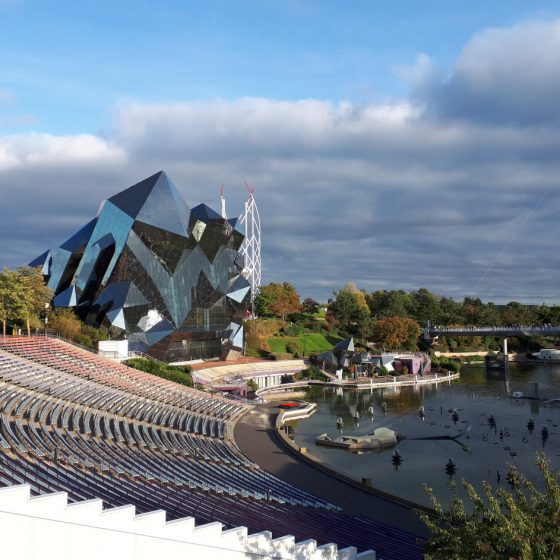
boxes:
[266,333,342,355]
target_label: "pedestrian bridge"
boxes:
[424,325,560,338]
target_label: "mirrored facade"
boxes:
[30,171,251,362]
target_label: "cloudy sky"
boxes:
[1,1,560,304]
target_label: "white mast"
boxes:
[239,183,261,316]
[220,185,227,219]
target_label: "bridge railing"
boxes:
[427,325,560,336]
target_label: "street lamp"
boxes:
[44,302,50,335]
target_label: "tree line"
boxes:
[0,266,107,347]
[255,282,560,351]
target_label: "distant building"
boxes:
[317,337,431,378]
[31,171,251,362]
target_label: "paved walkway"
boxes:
[193,359,306,384]
[234,403,428,537]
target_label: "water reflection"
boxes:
[291,363,560,507]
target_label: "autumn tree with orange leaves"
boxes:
[373,316,421,350]
[255,282,301,321]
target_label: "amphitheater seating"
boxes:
[0,336,424,560]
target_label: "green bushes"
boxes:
[286,341,299,357]
[300,365,327,381]
[126,358,193,387]
[282,324,305,337]
[431,356,461,372]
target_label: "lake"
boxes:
[289,362,560,507]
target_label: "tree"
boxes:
[367,289,412,319]
[18,266,53,335]
[422,453,560,560]
[500,301,537,327]
[302,298,320,315]
[410,288,441,325]
[0,267,52,335]
[254,282,301,320]
[373,316,420,350]
[438,296,463,325]
[0,269,18,335]
[328,287,372,337]
[49,308,82,340]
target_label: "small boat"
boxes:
[529,349,560,362]
[316,427,398,450]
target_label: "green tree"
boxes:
[0,267,52,335]
[410,288,441,325]
[0,269,19,335]
[19,266,53,335]
[328,287,371,337]
[500,301,537,327]
[302,298,320,315]
[367,289,412,319]
[438,297,463,325]
[49,308,83,340]
[246,379,258,392]
[422,453,560,560]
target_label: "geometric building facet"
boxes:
[31,171,250,362]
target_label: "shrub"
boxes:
[301,365,327,381]
[243,318,283,338]
[283,324,305,337]
[286,341,299,355]
[271,352,293,361]
[126,358,193,387]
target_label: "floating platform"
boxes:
[315,427,398,450]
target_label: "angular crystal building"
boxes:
[30,171,251,362]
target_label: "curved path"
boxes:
[234,403,427,537]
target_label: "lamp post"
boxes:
[44,302,50,335]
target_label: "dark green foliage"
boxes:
[246,379,258,392]
[431,357,461,372]
[421,453,560,560]
[286,341,299,357]
[301,365,327,381]
[126,358,193,387]
[367,289,412,319]
[410,288,441,325]
[283,324,305,336]
[327,288,372,338]
[302,298,320,315]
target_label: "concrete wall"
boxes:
[98,339,129,359]
[0,484,374,560]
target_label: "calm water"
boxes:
[290,363,560,507]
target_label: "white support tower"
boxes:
[239,183,261,315]
[220,185,227,219]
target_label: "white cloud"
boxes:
[422,19,560,124]
[0,133,126,171]
[2,19,560,303]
